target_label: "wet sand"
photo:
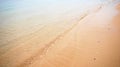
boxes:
[0,1,120,67]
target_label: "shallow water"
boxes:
[0,0,114,44]
[0,0,110,25]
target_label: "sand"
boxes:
[0,1,120,67]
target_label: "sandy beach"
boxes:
[0,0,120,67]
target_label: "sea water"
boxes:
[0,0,114,44]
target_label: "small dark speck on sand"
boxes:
[107,28,111,30]
[97,41,101,43]
[93,58,96,61]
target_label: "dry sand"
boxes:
[0,2,120,67]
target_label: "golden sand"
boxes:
[0,3,120,67]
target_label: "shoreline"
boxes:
[0,1,120,67]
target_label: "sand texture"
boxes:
[0,1,120,67]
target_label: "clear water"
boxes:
[0,0,113,44]
[0,0,109,23]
